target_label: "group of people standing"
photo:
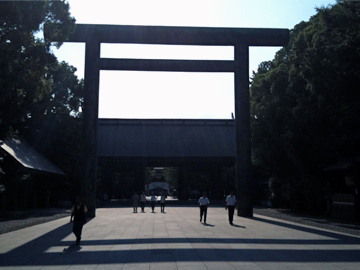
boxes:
[198,191,237,225]
[131,191,167,213]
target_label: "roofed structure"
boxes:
[1,137,65,175]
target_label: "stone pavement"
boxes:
[0,206,360,270]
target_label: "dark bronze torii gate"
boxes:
[50,24,289,217]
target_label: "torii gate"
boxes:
[47,24,289,217]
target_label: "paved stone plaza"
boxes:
[0,206,360,270]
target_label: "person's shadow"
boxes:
[203,223,215,227]
[231,224,246,228]
[63,244,82,253]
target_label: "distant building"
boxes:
[146,168,169,195]
[97,119,235,200]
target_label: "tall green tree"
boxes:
[0,1,84,200]
[250,1,360,212]
[30,61,83,118]
[0,0,75,138]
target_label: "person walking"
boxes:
[150,193,157,213]
[225,191,237,225]
[140,191,146,212]
[160,191,167,213]
[131,192,139,213]
[70,196,88,245]
[198,192,210,224]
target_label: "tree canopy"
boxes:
[250,1,360,211]
[0,1,85,198]
[0,0,76,138]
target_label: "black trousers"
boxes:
[140,201,145,211]
[161,203,165,212]
[151,201,155,211]
[72,221,84,243]
[228,205,235,223]
[200,205,208,222]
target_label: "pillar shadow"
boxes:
[250,216,360,244]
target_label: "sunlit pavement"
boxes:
[1,206,360,270]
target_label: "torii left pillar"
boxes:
[81,36,100,217]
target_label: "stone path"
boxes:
[1,206,360,269]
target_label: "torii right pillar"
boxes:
[234,43,252,217]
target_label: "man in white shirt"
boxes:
[150,193,157,213]
[140,191,146,212]
[160,191,167,213]
[225,191,237,225]
[198,192,210,224]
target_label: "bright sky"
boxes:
[54,0,336,119]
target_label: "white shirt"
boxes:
[226,195,237,206]
[198,197,210,206]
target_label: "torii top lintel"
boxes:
[66,24,289,46]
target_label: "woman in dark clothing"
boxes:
[70,196,88,245]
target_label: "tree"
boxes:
[250,1,360,212]
[18,58,84,198]
[0,1,83,204]
[30,61,83,118]
[0,0,75,138]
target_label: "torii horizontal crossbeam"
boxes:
[99,59,235,72]
[59,24,289,46]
